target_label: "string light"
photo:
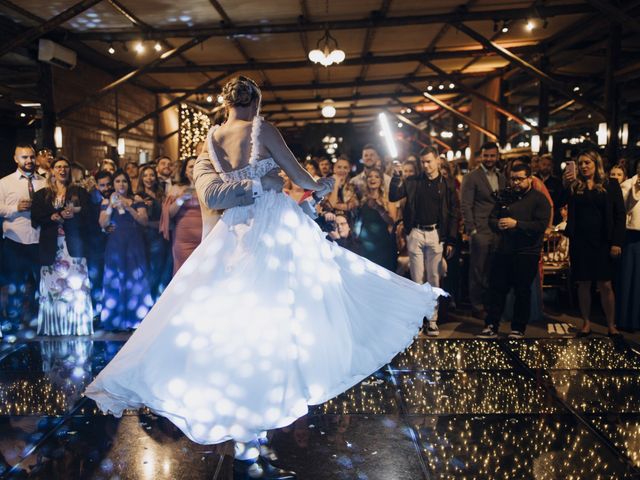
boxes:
[179,103,211,160]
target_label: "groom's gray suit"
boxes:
[194,151,267,238]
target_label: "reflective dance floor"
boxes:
[1,335,640,479]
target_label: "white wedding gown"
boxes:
[85,117,442,445]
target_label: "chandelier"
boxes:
[321,99,336,118]
[308,30,345,67]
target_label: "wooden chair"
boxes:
[542,231,572,306]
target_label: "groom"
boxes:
[194,152,333,479]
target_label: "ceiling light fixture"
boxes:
[108,43,115,55]
[308,30,345,67]
[134,41,145,54]
[321,99,336,118]
[525,20,535,32]
[154,42,162,52]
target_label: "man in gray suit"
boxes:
[460,142,506,319]
[194,154,285,236]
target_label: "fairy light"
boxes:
[179,103,211,160]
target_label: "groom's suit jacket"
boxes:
[194,152,258,238]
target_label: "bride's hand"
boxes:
[261,168,284,192]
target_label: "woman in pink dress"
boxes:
[161,157,202,275]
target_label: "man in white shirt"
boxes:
[155,155,174,194]
[0,144,46,328]
[349,144,391,199]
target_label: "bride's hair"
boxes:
[221,76,261,109]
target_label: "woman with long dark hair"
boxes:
[137,165,171,300]
[31,157,93,335]
[161,156,202,274]
[99,169,152,331]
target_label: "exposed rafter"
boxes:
[151,73,482,95]
[70,4,594,41]
[118,72,230,135]
[58,35,212,119]
[422,90,498,141]
[0,0,103,58]
[138,46,535,74]
[454,22,607,118]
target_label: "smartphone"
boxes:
[565,160,576,177]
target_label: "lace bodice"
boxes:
[217,158,278,183]
[206,115,278,183]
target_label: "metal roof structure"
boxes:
[0,1,638,155]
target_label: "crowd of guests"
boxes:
[0,146,203,336]
[0,139,639,339]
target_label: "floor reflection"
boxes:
[270,414,425,480]
[397,371,559,415]
[412,414,634,479]
[312,372,398,415]
[547,370,640,413]
[0,340,124,416]
[506,338,640,370]
[590,415,640,468]
[391,339,514,372]
[5,415,229,479]
[0,337,639,478]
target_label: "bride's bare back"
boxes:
[209,116,320,191]
[211,119,271,172]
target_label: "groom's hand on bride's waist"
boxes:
[315,177,335,198]
[260,168,285,192]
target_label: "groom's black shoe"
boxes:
[233,456,296,479]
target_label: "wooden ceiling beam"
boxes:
[141,46,535,74]
[455,22,607,118]
[70,4,594,41]
[0,0,103,58]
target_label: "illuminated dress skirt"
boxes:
[85,190,440,444]
[38,234,93,336]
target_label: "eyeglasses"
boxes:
[510,176,529,183]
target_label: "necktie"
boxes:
[27,175,34,199]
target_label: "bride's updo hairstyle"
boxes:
[221,75,261,109]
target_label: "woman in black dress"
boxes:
[563,149,625,337]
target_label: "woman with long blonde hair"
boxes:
[355,168,398,270]
[563,149,625,337]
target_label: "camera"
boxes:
[492,188,520,218]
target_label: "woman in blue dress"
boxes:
[99,169,153,331]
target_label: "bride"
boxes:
[85,76,441,478]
